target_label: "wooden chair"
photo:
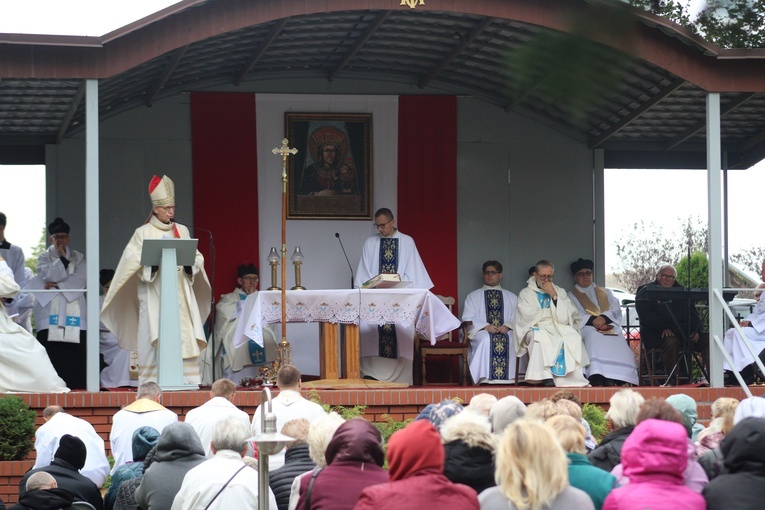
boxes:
[417,296,468,386]
[640,341,674,386]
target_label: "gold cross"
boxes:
[272,138,298,179]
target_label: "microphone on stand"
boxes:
[335,232,355,289]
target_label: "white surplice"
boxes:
[514,276,589,387]
[723,297,765,371]
[101,216,211,385]
[0,261,69,393]
[355,229,433,384]
[462,285,519,383]
[569,284,638,385]
[32,245,88,332]
[184,396,251,457]
[34,411,109,487]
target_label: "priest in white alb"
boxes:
[200,262,277,385]
[31,218,88,389]
[101,175,211,385]
[723,261,765,376]
[568,258,638,386]
[514,259,589,387]
[355,207,433,383]
[462,260,520,384]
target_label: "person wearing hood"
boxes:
[104,426,160,510]
[703,417,765,509]
[19,434,104,510]
[610,399,708,493]
[9,472,75,510]
[134,422,206,510]
[603,419,705,510]
[666,394,705,441]
[295,419,388,510]
[355,420,479,510]
[440,409,497,495]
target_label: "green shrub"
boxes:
[0,396,36,460]
[582,403,608,443]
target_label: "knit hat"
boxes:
[54,434,87,469]
[148,175,175,207]
[427,400,464,431]
[48,217,70,235]
[489,395,527,434]
[237,263,258,278]
[570,258,594,275]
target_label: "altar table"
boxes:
[233,289,460,379]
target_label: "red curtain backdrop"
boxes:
[191,92,259,299]
[397,95,458,307]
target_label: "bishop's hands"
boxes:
[484,325,510,334]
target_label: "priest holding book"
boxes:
[355,207,433,383]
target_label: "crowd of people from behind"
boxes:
[1,365,764,509]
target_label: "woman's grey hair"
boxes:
[606,389,645,429]
[211,417,250,453]
[307,412,345,467]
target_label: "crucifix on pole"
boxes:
[272,138,298,370]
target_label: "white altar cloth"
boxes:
[233,289,460,350]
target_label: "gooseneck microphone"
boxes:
[335,232,355,289]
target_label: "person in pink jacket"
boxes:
[355,420,479,510]
[603,419,706,510]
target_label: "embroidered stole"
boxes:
[484,289,509,379]
[537,291,566,376]
[377,237,399,358]
[570,286,610,317]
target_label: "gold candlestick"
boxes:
[266,247,280,291]
[291,246,306,290]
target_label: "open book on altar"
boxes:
[361,273,412,289]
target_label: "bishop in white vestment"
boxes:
[514,261,589,387]
[568,258,638,386]
[355,208,433,384]
[102,175,211,385]
[462,260,520,384]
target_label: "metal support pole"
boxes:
[707,92,724,388]
[85,79,100,392]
